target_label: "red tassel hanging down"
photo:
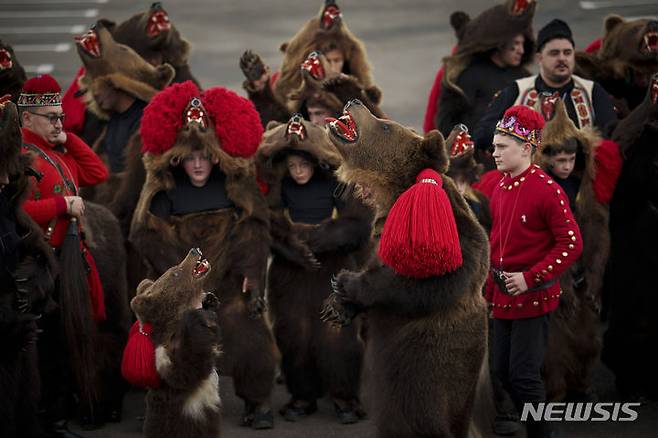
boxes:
[378,168,463,278]
[121,321,161,389]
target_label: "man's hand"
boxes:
[503,272,529,296]
[64,196,85,218]
[54,130,67,145]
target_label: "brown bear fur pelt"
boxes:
[273,0,380,109]
[0,40,27,103]
[256,117,373,417]
[321,100,491,438]
[1,101,57,438]
[130,137,279,422]
[602,88,658,399]
[130,249,222,438]
[437,0,535,136]
[240,50,383,128]
[575,15,658,117]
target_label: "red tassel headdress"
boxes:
[378,168,463,278]
[121,320,161,389]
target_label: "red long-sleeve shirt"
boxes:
[21,127,108,247]
[484,164,583,319]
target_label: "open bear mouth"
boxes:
[644,32,658,53]
[147,4,171,37]
[326,110,358,142]
[75,27,101,58]
[193,253,210,279]
[651,73,658,104]
[321,3,342,30]
[286,113,307,140]
[184,97,209,130]
[0,49,12,70]
[301,51,325,81]
[510,0,532,16]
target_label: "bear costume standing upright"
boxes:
[256,114,372,423]
[130,81,279,429]
[0,97,58,438]
[321,100,490,437]
[0,41,27,103]
[124,248,222,438]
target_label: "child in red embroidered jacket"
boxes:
[485,105,582,438]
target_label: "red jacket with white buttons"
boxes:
[484,164,583,319]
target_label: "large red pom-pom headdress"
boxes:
[378,168,463,278]
[140,81,263,159]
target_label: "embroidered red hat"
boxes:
[17,74,62,107]
[495,104,545,148]
[140,80,263,158]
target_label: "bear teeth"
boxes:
[327,112,358,142]
[75,29,101,58]
[644,33,658,52]
[193,258,210,278]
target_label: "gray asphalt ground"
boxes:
[2,0,658,437]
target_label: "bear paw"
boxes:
[240,50,267,82]
[320,273,361,327]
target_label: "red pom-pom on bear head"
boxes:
[140,81,263,158]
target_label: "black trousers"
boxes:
[492,314,549,409]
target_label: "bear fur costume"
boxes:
[0,41,27,103]
[602,77,658,400]
[436,0,536,137]
[129,248,222,438]
[240,49,383,128]
[534,100,616,401]
[130,81,279,427]
[321,99,492,437]
[256,114,373,421]
[0,99,58,438]
[575,15,658,118]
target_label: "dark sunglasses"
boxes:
[28,111,66,125]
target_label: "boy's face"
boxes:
[324,48,345,74]
[182,150,213,187]
[287,154,314,185]
[307,104,331,127]
[549,151,576,179]
[492,133,532,174]
[500,34,525,67]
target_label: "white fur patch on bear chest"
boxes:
[155,346,221,419]
[183,368,221,419]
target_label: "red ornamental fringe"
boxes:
[378,168,463,278]
[593,139,622,205]
[121,321,161,389]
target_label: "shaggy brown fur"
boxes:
[1,101,57,438]
[129,126,279,424]
[321,100,491,437]
[602,87,658,399]
[76,20,175,120]
[257,118,372,418]
[131,249,222,438]
[273,0,380,107]
[534,101,607,400]
[442,0,536,96]
[0,40,27,103]
[575,15,658,116]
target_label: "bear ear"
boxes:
[421,130,449,173]
[135,279,154,296]
[604,14,624,36]
[450,11,470,41]
[266,120,283,131]
[279,42,289,53]
[130,279,154,318]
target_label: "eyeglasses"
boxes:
[28,111,66,125]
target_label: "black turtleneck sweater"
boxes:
[99,99,147,173]
[150,168,234,220]
[281,174,340,225]
[547,170,581,213]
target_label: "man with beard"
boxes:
[474,19,618,153]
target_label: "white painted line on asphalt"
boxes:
[0,0,107,4]
[13,43,72,53]
[0,9,99,19]
[580,0,658,9]
[0,25,86,34]
[23,64,55,74]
